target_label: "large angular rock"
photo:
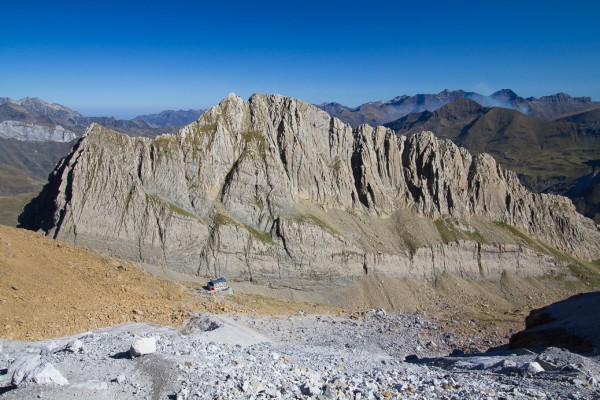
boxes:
[18,94,600,282]
[130,337,157,357]
[509,292,600,354]
[9,354,69,387]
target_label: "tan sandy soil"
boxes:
[1,224,597,350]
[0,225,219,341]
[0,225,342,341]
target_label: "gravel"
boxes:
[0,311,599,399]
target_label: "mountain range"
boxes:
[136,109,204,127]
[0,97,204,225]
[319,89,600,127]
[18,94,600,285]
[2,90,600,228]
[0,97,204,138]
[384,98,600,222]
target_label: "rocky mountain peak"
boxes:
[490,89,520,102]
[19,93,600,282]
[537,93,592,104]
[14,97,82,121]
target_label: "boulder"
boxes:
[9,354,69,387]
[129,337,157,357]
[509,292,600,354]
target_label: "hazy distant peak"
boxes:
[14,97,82,117]
[135,108,204,128]
[537,93,592,103]
[490,89,520,101]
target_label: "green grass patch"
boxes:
[434,217,488,244]
[568,263,600,287]
[434,219,454,244]
[329,158,342,173]
[145,193,200,221]
[294,214,341,237]
[402,235,420,254]
[214,212,274,244]
[494,221,575,263]
[153,136,178,152]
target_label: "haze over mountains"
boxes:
[384,98,600,222]
[319,89,600,127]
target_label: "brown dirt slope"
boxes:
[2,223,598,347]
[0,225,212,341]
[0,225,339,341]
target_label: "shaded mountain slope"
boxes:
[0,138,75,195]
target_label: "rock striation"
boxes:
[19,94,600,282]
[0,120,76,142]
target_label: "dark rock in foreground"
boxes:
[510,291,600,354]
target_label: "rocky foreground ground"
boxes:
[1,310,599,399]
[2,225,600,399]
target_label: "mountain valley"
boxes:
[2,92,600,399]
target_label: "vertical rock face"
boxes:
[19,94,600,282]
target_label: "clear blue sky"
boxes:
[1,0,599,118]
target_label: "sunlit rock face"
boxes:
[19,94,600,281]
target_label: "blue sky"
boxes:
[1,0,599,118]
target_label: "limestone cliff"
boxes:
[19,94,600,282]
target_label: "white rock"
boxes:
[241,380,250,392]
[252,381,266,393]
[66,339,84,353]
[10,355,69,387]
[31,363,69,386]
[176,387,189,400]
[0,121,76,142]
[521,361,545,374]
[129,337,157,357]
[9,354,42,386]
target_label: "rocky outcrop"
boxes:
[509,292,600,354]
[19,94,600,281]
[0,120,76,142]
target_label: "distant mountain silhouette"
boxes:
[319,89,599,127]
[135,109,204,127]
[0,97,200,201]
